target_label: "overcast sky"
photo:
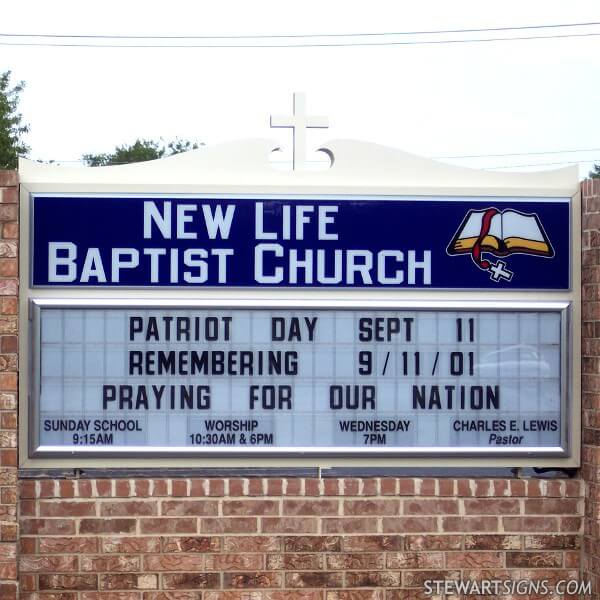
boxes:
[3,0,600,176]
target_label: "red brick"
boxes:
[80,519,137,534]
[0,561,16,579]
[565,480,582,497]
[267,552,321,570]
[524,534,580,549]
[40,501,96,517]
[438,480,455,496]
[284,479,302,495]
[463,498,520,515]
[283,499,338,515]
[382,517,438,533]
[321,518,374,534]
[19,538,35,555]
[224,536,279,552]
[560,516,582,532]
[151,480,168,496]
[132,479,151,497]
[285,571,342,588]
[327,552,384,569]
[404,535,461,550]
[81,594,142,600]
[506,551,562,568]
[344,499,399,515]
[39,537,98,554]
[446,551,503,568]
[201,518,257,534]
[0,242,17,259]
[171,480,188,497]
[0,449,16,466]
[398,479,415,496]
[441,516,498,532]
[95,481,112,498]
[345,571,400,587]
[402,569,460,587]
[503,516,560,532]
[161,500,217,516]
[1,523,17,540]
[0,582,17,600]
[0,411,17,429]
[304,479,321,496]
[342,479,360,496]
[524,498,579,514]
[208,479,226,496]
[140,518,196,534]
[0,172,17,186]
[361,479,379,496]
[144,554,204,571]
[0,371,17,390]
[285,536,341,552]
[322,479,341,496]
[58,479,75,498]
[206,554,264,570]
[564,550,580,568]
[100,500,158,517]
[265,479,284,496]
[39,575,98,590]
[21,519,76,535]
[222,500,279,516]
[19,481,36,499]
[416,479,436,496]
[203,590,323,600]
[380,479,397,495]
[161,573,220,589]
[102,536,160,554]
[159,537,218,554]
[386,552,443,569]
[99,573,157,590]
[464,534,521,550]
[144,594,200,600]
[228,479,246,496]
[404,499,458,515]
[19,555,79,573]
[0,392,16,409]
[261,517,318,534]
[81,555,141,572]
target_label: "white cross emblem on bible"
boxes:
[488,260,514,282]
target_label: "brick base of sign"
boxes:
[582,177,600,598]
[17,477,583,599]
[0,170,19,600]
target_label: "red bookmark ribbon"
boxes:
[471,208,499,270]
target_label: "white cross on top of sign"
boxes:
[270,92,329,170]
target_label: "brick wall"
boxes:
[17,476,583,599]
[0,170,18,600]
[582,177,600,596]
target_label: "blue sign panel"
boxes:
[31,195,570,289]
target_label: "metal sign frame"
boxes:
[17,139,581,468]
[28,298,571,460]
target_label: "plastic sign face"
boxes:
[31,195,571,289]
[30,304,568,458]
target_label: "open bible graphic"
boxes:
[447,208,554,282]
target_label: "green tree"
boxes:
[82,138,201,167]
[590,164,600,179]
[0,70,30,169]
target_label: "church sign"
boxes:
[19,94,580,467]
